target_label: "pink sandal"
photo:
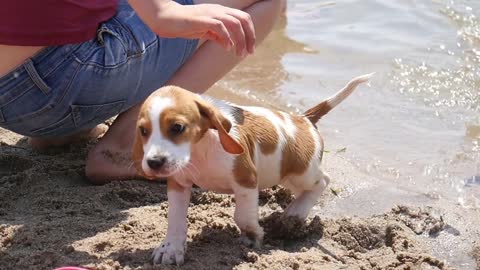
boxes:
[54,267,90,270]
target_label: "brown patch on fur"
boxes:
[132,104,153,178]
[233,109,279,188]
[244,111,278,155]
[233,116,257,188]
[158,88,207,145]
[304,101,331,125]
[233,152,257,189]
[132,135,145,176]
[281,115,316,178]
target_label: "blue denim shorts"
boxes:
[0,0,198,138]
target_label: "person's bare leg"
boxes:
[85,0,285,184]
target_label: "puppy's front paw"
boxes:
[239,227,264,248]
[151,238,186,265]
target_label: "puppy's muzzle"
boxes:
[147,156,167,171]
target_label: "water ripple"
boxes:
[391,4,480,114]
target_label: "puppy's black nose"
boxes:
[147,156,167,170]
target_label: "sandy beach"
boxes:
[0,127,466,270]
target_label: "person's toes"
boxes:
[90,123,109,138]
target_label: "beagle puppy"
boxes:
[132,73,373,265]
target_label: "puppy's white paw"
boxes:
[151,238,186,265]
[238,227,264,248]
[239,234,262,248]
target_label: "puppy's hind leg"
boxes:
[233,185,264,248]
[284,170,330,220]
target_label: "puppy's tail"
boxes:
[304,73,374,124]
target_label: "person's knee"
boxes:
[247,0,264,7]
[275,0,286,13]
[259,0,285,21]
[250,0,285,8]
[272,0,286,21]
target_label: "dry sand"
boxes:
[0,128,467,270]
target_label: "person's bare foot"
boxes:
[28,124,109,150]
[85,106,141,184]
[85,143,140,184]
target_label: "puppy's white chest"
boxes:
[187,134,236,193]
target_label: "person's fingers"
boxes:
[202,31,224,47]
[222,14,245,56]
[226,9,255,54]
[179,4,254,54]
[204,17,234,50]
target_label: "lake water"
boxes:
[209,0,480,269]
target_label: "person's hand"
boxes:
[130,0,256,57]
[158,3,256,57]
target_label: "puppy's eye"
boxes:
[139,126,148,137]
[170,123,185,135]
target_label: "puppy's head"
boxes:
[132,86,244,179]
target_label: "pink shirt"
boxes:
[0,1,118,46]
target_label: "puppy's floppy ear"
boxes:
[132,124,147,177]
[195,99,244,155]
